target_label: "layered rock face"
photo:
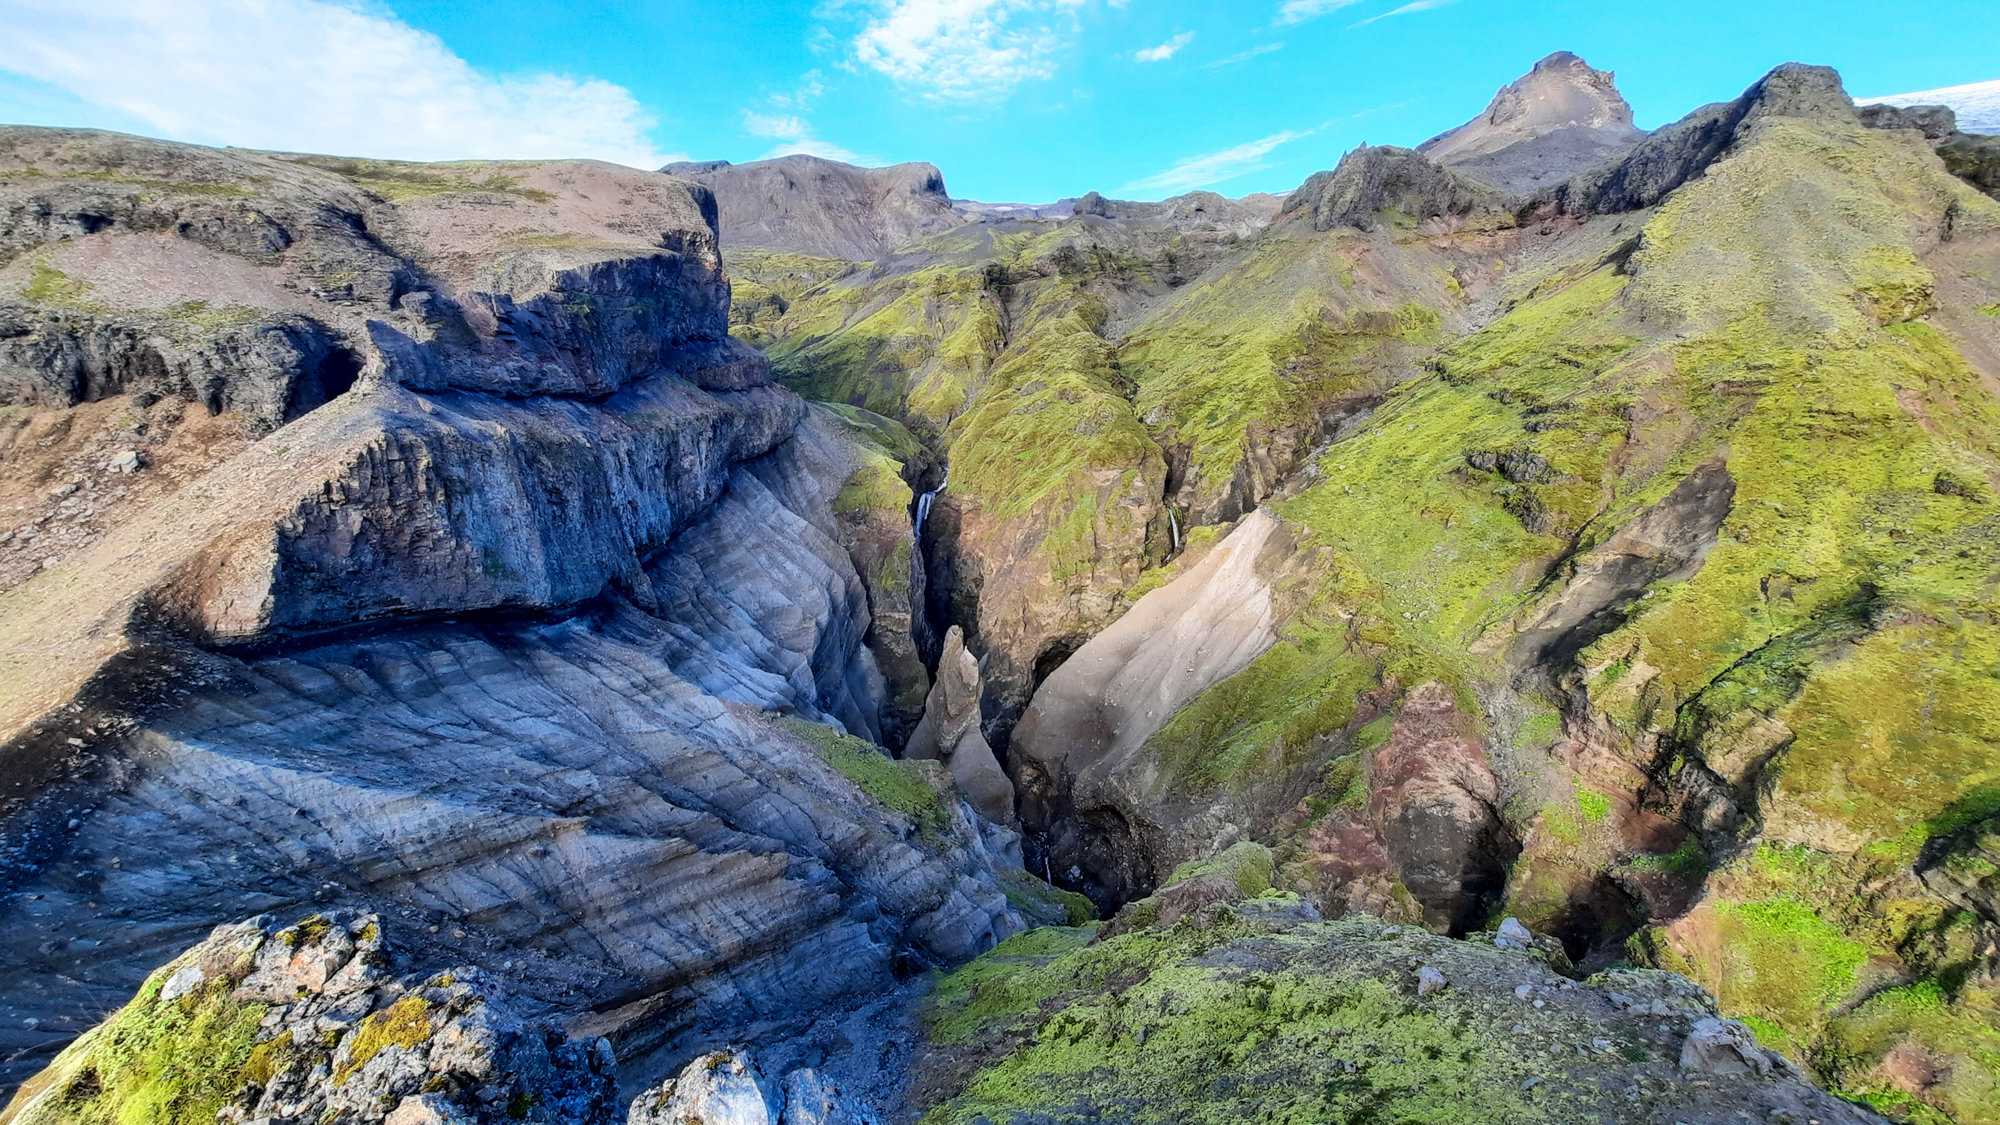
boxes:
[0,128,1038,1100]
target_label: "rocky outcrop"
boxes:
[1859,101,2000,199]
[903,627,1013,826]
[1278,146,1505,232]
[661,156,965,261]
[916,903,1886,1124]
[1537,62,1858,216]
[0,912,621,1125]
[0,127,795,778]
[1366,683,1516,932]
[1421,51,1647,195]
[627,1050,878,1125]
[1068,190,1281,237]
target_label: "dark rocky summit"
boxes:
[7,48,2000,1125]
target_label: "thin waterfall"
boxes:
[1168,507,1181,552]
[915,468,947,531]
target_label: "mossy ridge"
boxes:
[1119,227,1451,503]
[764,264,1001,431]
[919,911,1614,1125]
[9,969,267,1125]
[281,155,557,202]
[773,714,953,841]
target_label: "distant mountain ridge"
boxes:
[661,153,966,260]
[1861,77,2000,134]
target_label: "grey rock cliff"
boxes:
[661,155,964,261]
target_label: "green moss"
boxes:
[333,996,431,1086]
[1823,980,2000,1125]
[774,715,952,840]
[1165,841,1274,898]
[20,260,108,312]
[286,155,557,201]
[16,975,268,1125]
[1574,790,1610,823]
[922,914,1620,1125]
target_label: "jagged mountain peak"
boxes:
[1419,50,1646,194]
[1422,51,1641,162]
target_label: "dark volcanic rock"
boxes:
[1537,63,1857,216]
[662,154,965,260]
[1278,146,1505,232]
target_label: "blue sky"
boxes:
[2,1,1996,203]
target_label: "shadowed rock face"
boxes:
[1367,682,1516,933]
[1535,62,1859,216]
[661,155,965,260]
[0,129,1035,1097]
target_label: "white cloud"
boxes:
[853,0,1085,102]
[1118,129,1307,196]
[1136,32,1195,63]
[741,110,865,164]
[1207,42,1286,67]
[1352,0,1458,28]
[0,0,679,168]
[1275,0,1364,25]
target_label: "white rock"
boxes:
[631,1050,779,1125]
[1416,966,1448,997]
[1679,1017,1774,1076]
[385,1094,477,1125]
[107,450,142,473]
[1498,917,1533,944]
[158,964,206,1002]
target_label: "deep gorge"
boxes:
[1,50,1999,1125]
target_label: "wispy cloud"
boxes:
[1135,32,1195,63]
[741,110,865,164]
[1274,0,1365,25]
[1207,42,1286,67]
[853,0,1085,102]
[1118,129,1308,196]
[1352,0,1458,28]
[0,0,680,167]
